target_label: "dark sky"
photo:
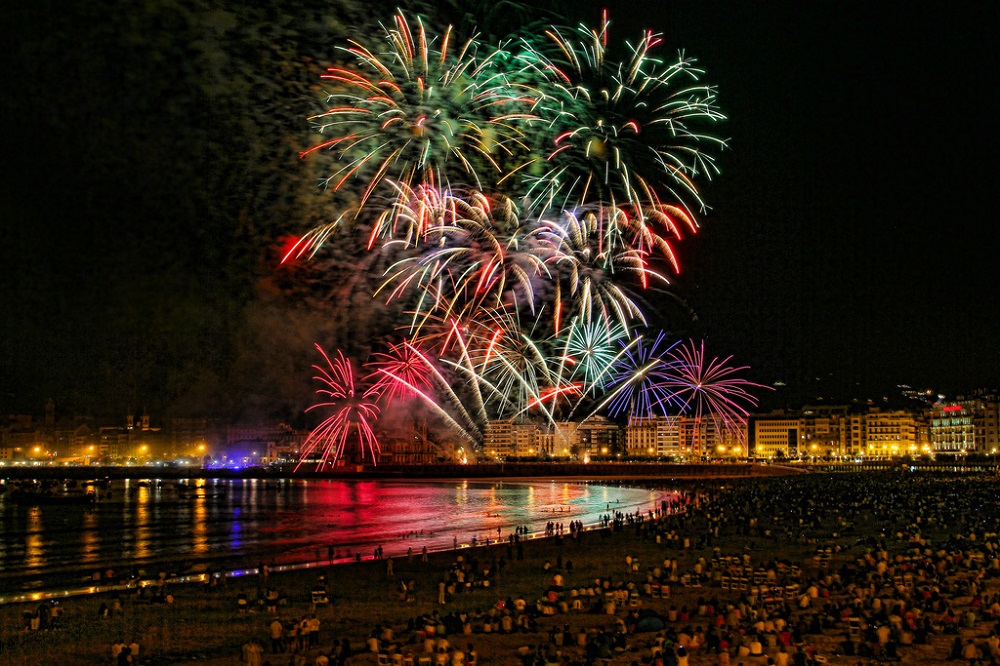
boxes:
[600,0,1000,403]
[2,0,998,421]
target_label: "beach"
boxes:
[3,472,999,665]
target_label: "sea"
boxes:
[0,477,672,595]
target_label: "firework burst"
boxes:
[296,344,381,470]
[560,317,631,393]
[300,11,539,224]
[539,206,666,332]
[603,331,682,422]
[367,338,482,447]
[366,338,432,403]
[377,188,549,332]
[289,10,766,461]
[517,13,726,266]
[659,339,769,452]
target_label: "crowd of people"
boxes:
[310,472,1000,666]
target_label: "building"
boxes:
[798,405,851,457]
[377,417,442,464]
[624,417,681,458]
[483,420,515,458]
[930,402,977,453]
[863,410,920,458]
[974,395,1000,454]
[169,418,211,455]
[623,416,741,459]
[574,417,622,458]
[227,424,305,465]
[750,414,802,458]
[483,420,544,458]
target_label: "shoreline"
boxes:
[0,479,687,605]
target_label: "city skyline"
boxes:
[2,0,998,422]
[3,392,998,466]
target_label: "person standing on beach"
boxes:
[309,614,320,647]
[269,618,284,653]
[243,639,263,665]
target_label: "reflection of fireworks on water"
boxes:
[297,345,381,470]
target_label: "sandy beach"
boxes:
[3,472,998,666]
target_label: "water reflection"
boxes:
[135,494,150,561]
[25,507,44,571]
[192,500,208,556]
[1,479,672,589]
[81,509,98,564]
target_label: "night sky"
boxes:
[2,0,998,422]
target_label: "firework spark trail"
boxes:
[400,339,483,435]
[538,207,663,330]
[604,331,682,423]
[656,339,770,454]
[372,368,479,447]
[375,188,556,336]
[296,344,382,470]
[366,339,431,403]
[561,318,631,392]
[518,16,727,272]
[300,11,540,226]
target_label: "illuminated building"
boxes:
[864,410,919,458]
[483,420,513,458]
[484,417,622,459]
[567,417,619,458]
[799,405,851,457]
[625,416,681,458]
[225,424,305,465]
[930,401,977,453]
[749,413,802,458]
[170,418,211,453]
[973,395,1000,454]
[624,416,732,459]
[377,417,441,464]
